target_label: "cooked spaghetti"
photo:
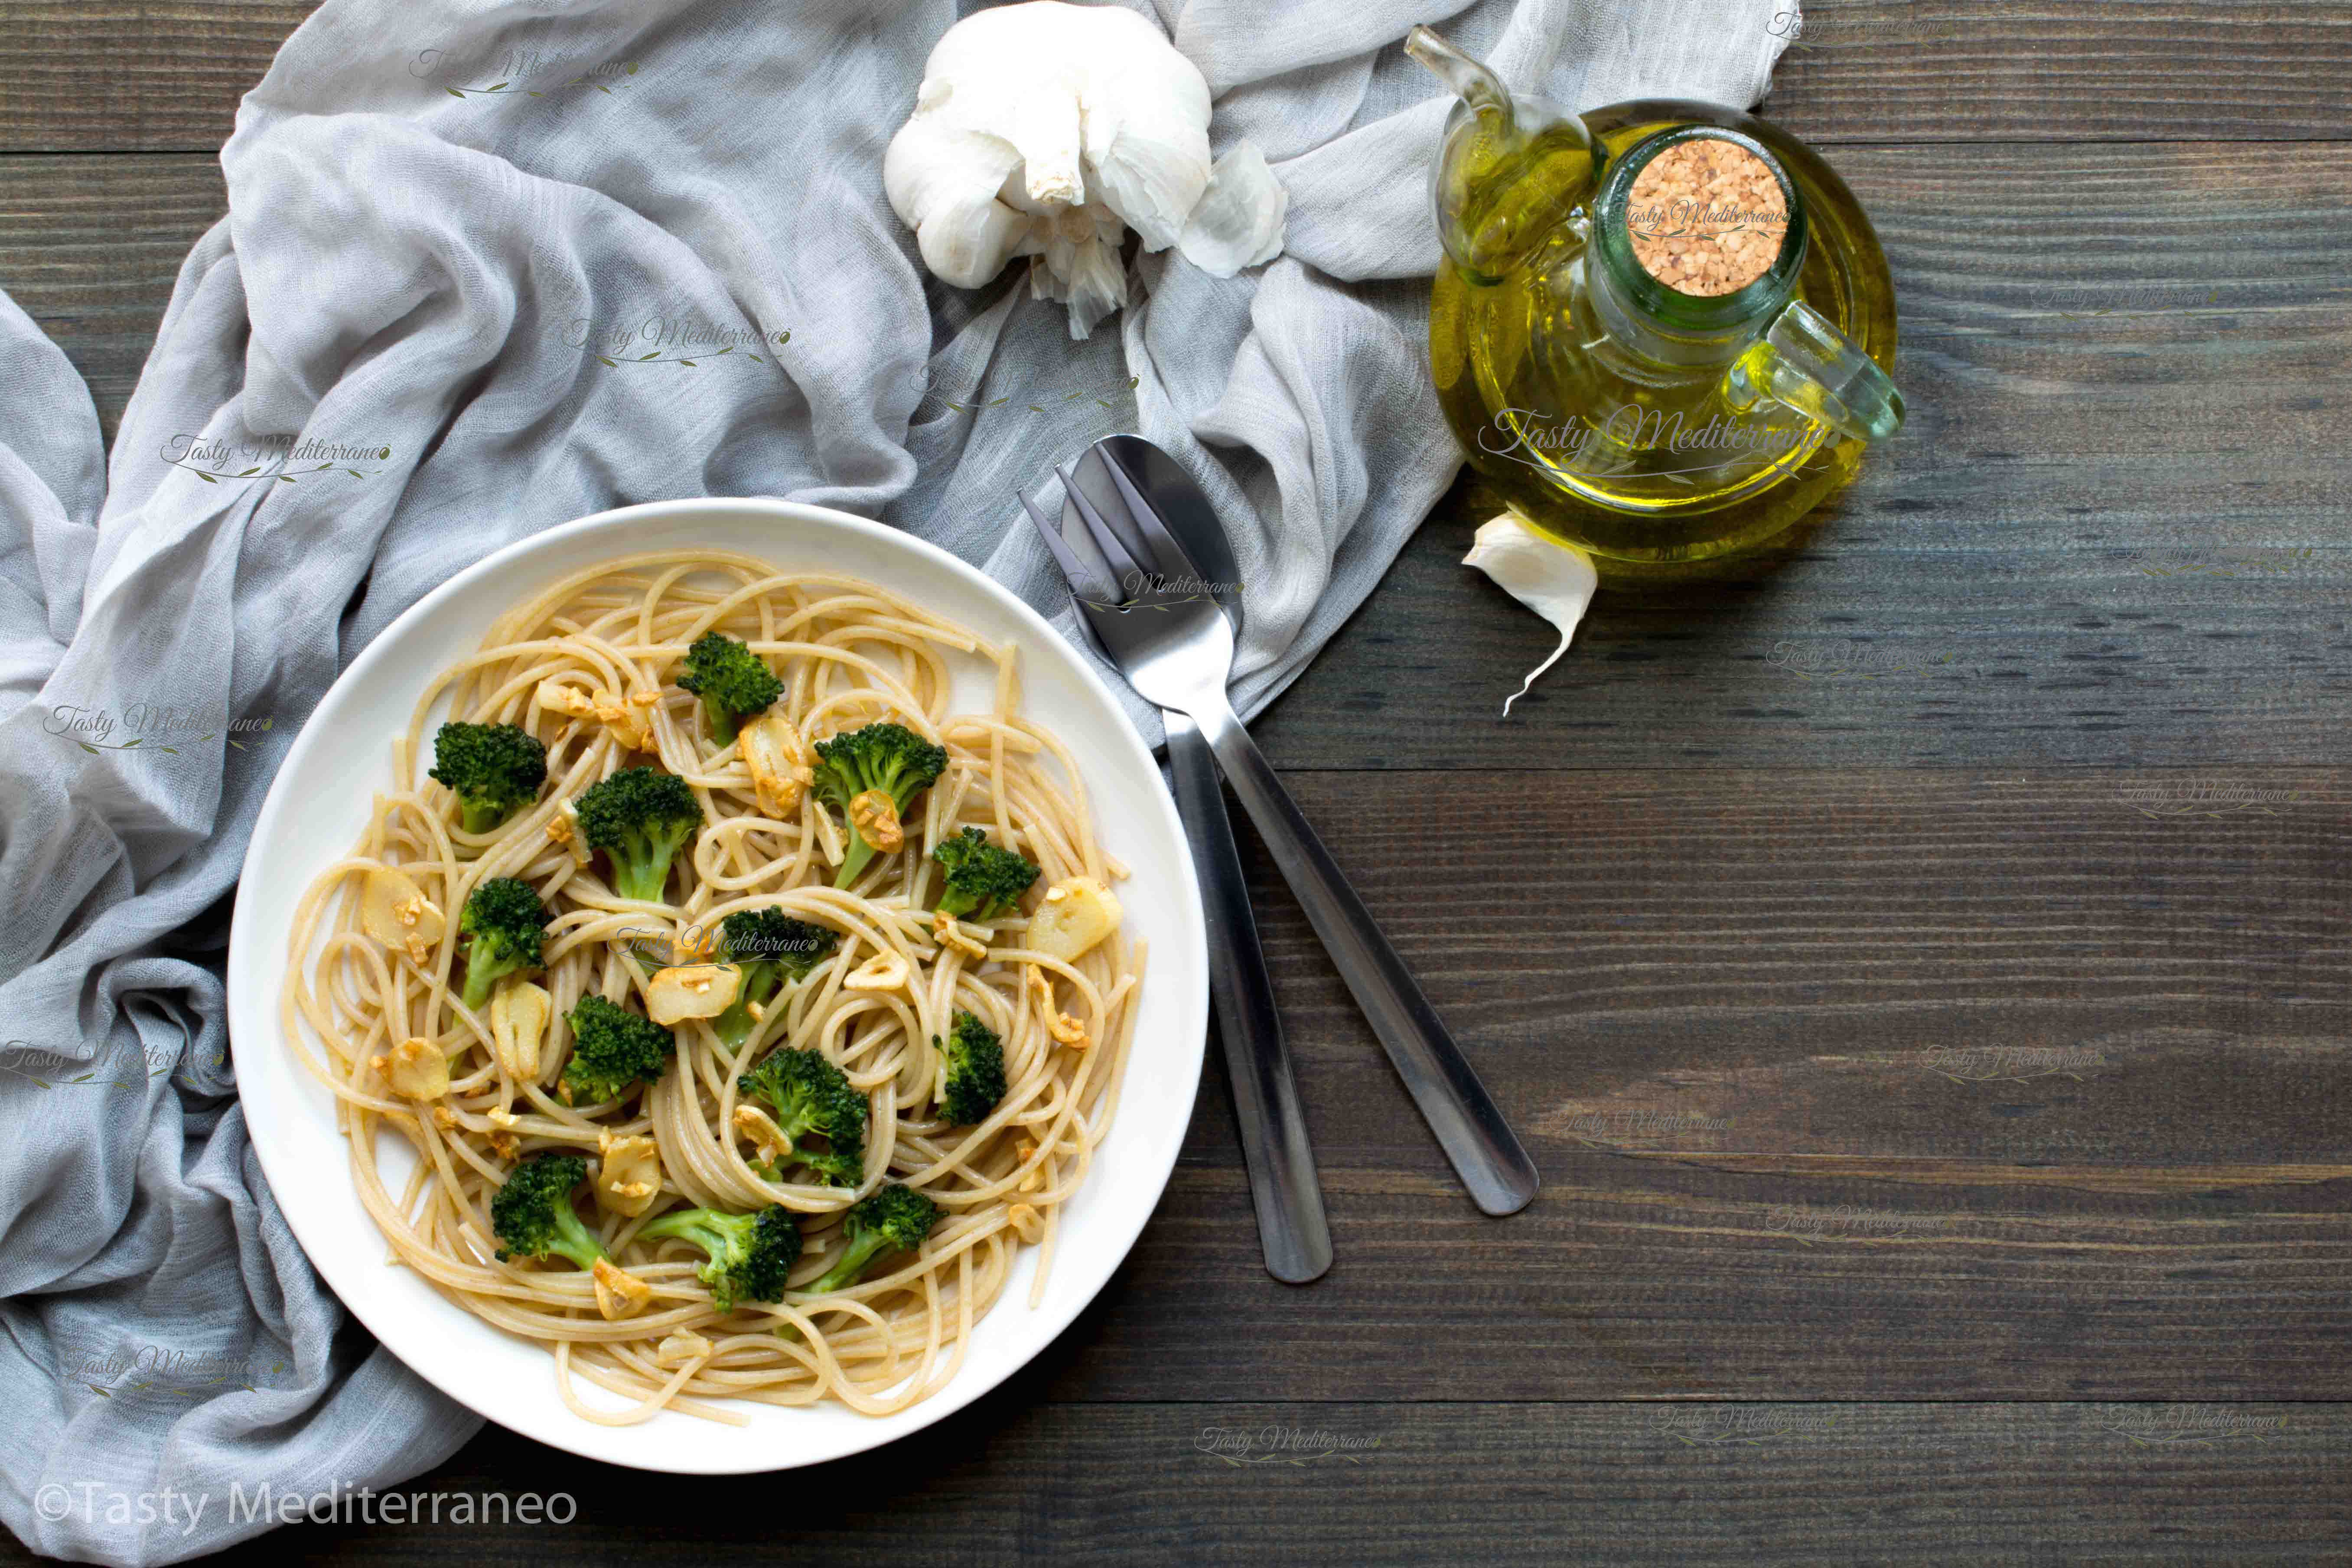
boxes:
[281,550,1142,1424]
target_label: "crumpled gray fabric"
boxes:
[0,1,1788,1559]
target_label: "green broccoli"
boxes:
[575,766,702,903]
[490,1154,606,1270]
[930,827,1040,921]
[712,908,841,1048]
[808,1184,940,1294]
[458,877,549,1011]
[636,1204,803,1311]
[737,1047,867,1187]
[676,632,784,747]
[937,1011,1007,1125]
[428,721,548,834]
[560,994,676,1105]
[811,722,948,889]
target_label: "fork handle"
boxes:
[1167,714,1333,1282]
[1189,701,1541,1217]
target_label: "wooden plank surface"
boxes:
[0,2,317,153]
[1036,767,2352,1403]
[101,1403,2341,1565]
[1760,0,2352,142]
[0,154,224,446]
[1,2,2346,154]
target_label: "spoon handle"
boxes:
[1190,698,1540,1217]
[1167,712,1332,1282]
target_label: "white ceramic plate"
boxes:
[225,497,1207,1472]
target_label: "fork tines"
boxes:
[1016,486,1109,602]
[1021,453,1215,613]
[1055,462,1148,593]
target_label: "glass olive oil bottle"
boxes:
[1412,29,1902,577]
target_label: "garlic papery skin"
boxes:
[1463,512,1599,717]
[886,1,1238,339]
[1178,143,1290,277]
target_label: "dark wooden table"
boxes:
[6,3,2349,1561]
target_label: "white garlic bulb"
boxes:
[884,0,1286,339]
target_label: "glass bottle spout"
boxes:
[1408,26,1596,286]
[1405,25,1514,122]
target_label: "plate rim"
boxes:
[224,495,1207,1473]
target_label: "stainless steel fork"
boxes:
[1021,463,1540,1217]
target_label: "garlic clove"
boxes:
[592,1259,652,1321]
[385,1036,450,1101]
[1078,29,1212,249]
[1177,142,1290,278]
[595,1131,662,1218]
[1085,126,1210,254]
[490,980,552,1081]
[886,124,1029,289]
[843,951,911,992]
[644,963,743,1026]
[1462,512,1599,717]
[1028,876,1122,964]
[359,867,445,964]
[738,709,813,819]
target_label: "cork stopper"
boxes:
[1624,138,1790,297]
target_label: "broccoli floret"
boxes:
[576,766,702,903]
[930,827,1040,921]
[429,721,548,834]
[561,994,676,1105]
[737,1047,867,1187]
[490,1154,606,1270]
[637,1204,802,1311]
[810,722,947,889]
[809,1184,940,1294]
[458,877,549,1011]
[676,632,784,747]
[712,908,841,1048]
[938,1011,1006,1125]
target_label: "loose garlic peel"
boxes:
[1179,144,1289,277]
[1462,513,1600,717]
[884,0,1287,340]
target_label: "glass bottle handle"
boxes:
[1722,299,1904,445]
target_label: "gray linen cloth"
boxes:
[0,0,1791,1559]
